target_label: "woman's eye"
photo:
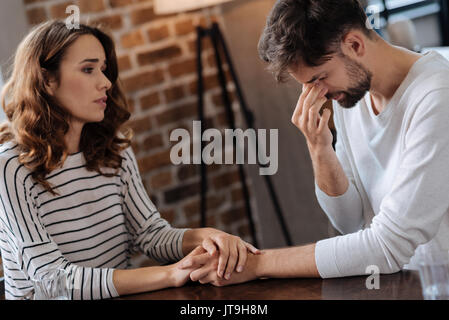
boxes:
[82,68,94,74]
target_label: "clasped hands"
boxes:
[172,231,261,288]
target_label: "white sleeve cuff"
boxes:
[315,237,342,279]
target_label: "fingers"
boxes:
[292,83,327,131]
[190,265,214,282]
[304,86,327,130]
[236,243,247,273]
[318,108,332,132]
[307,95,328,132]
[244,242,261,255]
[223,245,238,280]
[202,238,217,256]
[180,252,211,269]
[217,240,229,279]
[188,245,206,257]
[292,84,313,124]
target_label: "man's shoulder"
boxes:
[408,52,449,93]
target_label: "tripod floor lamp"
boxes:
[154,0,293,247]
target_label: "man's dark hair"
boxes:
[258,0,375,82]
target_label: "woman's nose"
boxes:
[99,73,112,91]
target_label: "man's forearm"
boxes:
[254,243,321,279]
[308,145,348,197]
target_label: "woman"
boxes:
[0,20,258,300]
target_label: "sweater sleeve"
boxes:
[0,154,119,300]
[315,89,449,278]
[315,103,364,234]
[120,147,188,264]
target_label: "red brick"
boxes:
[149,170,173,189]
[109,0,133,8]
[189,73,220,94]
[164,85,186,103]
[138,149,173,173]
[50,1,75,19]
[160,208,175,224]
[79,0,105,12]
[142,133,164,150]
[130,7,156,26]
[140,92,160,110]
[221,206,247,225]
[183,193,226,218]
[124,115,152,134]
[155,103,197,126]
[137,45,182,66]
[212,170,240,189]
[148,25,170,42]
[237,224,251,239]
[168,58,196,78]
[117,55,132,72]
[164,182,200,204]
[175,19,195,36]
[188,37,213,53]
[26,7,47,25]
[93,15,123,30]
[211,90,236,107]
[122,69,164,93]
[121,30,145,49]
[231,187,245,202]
[177,165,198,181]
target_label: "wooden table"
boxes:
[116,270,424,300]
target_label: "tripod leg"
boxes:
[196,26,208,228]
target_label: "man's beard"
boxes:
[326,54,373,109]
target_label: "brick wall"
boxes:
[23,0,255,243]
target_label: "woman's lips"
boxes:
[94,97,107,107]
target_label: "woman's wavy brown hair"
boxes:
[0,20,133,195]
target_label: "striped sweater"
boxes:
[0,141,187,300]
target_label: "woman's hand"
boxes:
[182,228,260,280]
[169,245,208,288]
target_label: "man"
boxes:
[179,0,449,284]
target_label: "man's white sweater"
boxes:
[314,51,449,278]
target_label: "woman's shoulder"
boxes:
[0,141,21,166]
[119,146,137,164]
[0,142,32,182]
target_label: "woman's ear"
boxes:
[41,68,57,95]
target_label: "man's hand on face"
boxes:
[291,82,333,151]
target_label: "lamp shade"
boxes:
[154,0,234,14]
